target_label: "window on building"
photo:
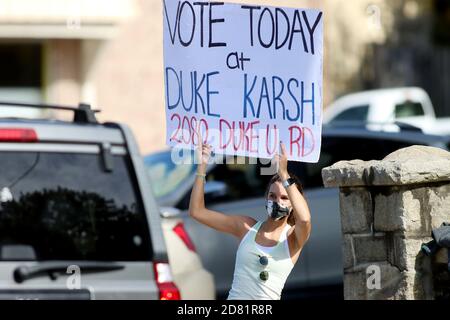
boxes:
[0,43,43,117]
[433,0,450,45]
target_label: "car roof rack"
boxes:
[0,101,100,124]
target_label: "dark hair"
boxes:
[264,173,304,226]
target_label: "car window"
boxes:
[330,105,369,123]
[197,157,273,206]
[145,149,196,198]
[288,137,420,189]
[0,151,152,261]
[395,101,425,118]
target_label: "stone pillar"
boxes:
[322,145,450,300]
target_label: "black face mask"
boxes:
[265,200,292,221]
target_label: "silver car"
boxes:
[0,101,178,300]
[145,125,450,299]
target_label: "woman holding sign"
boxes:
[189,129,312,300]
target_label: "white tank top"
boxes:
[227,221,295,300]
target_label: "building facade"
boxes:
[0,0,448,154]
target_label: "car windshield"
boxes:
[0,151,152,261]
[329,105,370,123]
[144,149,196,199]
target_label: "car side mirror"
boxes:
[204,181,228,203]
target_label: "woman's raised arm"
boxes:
[188,127,255,239]
[277,142,312,250]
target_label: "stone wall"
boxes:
[322,145,450,300]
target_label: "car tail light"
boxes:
[0,128,38,142]
[153,262,181,300]
[173,222,196,252]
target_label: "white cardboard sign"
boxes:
[163,0,323,162]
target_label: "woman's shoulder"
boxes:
[241,216,258,229]
[234,216,258,236]
[236,216,258,239]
